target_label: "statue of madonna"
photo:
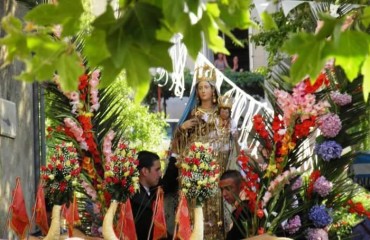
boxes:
[169,66,239,239]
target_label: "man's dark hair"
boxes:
[137,150,160,171]
[220,170,242,186]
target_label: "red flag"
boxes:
[115,199,137,240]
[62,194,80,237]
[174,193,191,240]
[34,183,49,235]
[152,187,167,240]
[9,177,30,239]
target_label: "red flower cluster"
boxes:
[179,142,220,204]
[294,116,316,139]
[40,142,81,205]
[78,74,89,100]
[272,115,284,142]
[238,151,261,213]
[304,73,330,94]
[253,114,271,149]
[307,170,321,199]
[103,142,139,202]
[347,200,370,218]
[77,114,101,165]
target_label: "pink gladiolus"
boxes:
[102,130,115,162]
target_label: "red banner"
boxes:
[9,177,30,239]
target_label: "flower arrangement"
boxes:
[254,78,330,180]
[235,68,370,239]
[40,142,81,205]
[179,142,220,205]
[45,68,167,236]
[103,141,140,202]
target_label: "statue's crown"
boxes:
[195,65,217,84]
[218,95,233,108]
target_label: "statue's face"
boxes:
[197,81,213,102]
[220,108,230,120]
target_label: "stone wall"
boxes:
[0,1,36,239]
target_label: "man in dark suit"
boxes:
[131,151,178,240]
[219,170,250,240]
[131,151,162,240]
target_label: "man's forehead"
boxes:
[219,178,235,187]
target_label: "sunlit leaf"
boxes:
[25,0,84,36]
[186,0,200,14]
[218,0,252,30]
[200,11,228,54]
[99,59,123,88]
[183,22,202,59]
[315,14,340,40]
[361,55,370,102]
[106,27,131,68]
[283,32,327,82]
[362,6,370,28]
[123,48,151,103]
[56,53,84,91]
[25,4,60,25]
[215,18,244,47]
[325,31,369,81]
[145,41,173,71]
[162,0,185,26]
[261,11,278,31]
[0,16,29,63]
[84,29,111,66]
[92,4,116,29]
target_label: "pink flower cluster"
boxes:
[275,81,329,125]
[291,176,303,191]
[262,167,298,206]
[81,180,97,200]
[318,113,342,138]
[102,130,115,162]
[90,70,100,112]
[330,91,352,106]
[67,91,80,114]
[64,117,88,150]
[282,215,301,235]
[306,228,328,240]
[313,176,333,197]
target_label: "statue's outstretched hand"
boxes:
[181,118,198,130]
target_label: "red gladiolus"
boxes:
[257,209,264,218]
[307,170,321,198]
[78,74,89,90]
[258,227,265,235]
[304,73,329,94]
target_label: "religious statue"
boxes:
[170,65,239,239]
[216,95,239,172]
